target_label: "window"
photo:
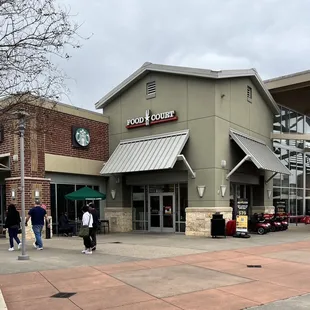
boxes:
[247,85,252,102]
[146,81,156,98]
[56,184,75,221]
[132,186,146,230]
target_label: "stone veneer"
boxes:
[104,207,132,232]
[185,207,232,237]
[5,216,53,243]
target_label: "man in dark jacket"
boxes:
[25,199,49,250]
[88,203,99,251]
[58,212,75,236]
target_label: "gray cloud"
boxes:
[57,0,310,110]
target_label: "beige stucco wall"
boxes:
[214,78,274,209]
[100,72,275,234]
[45,154,105,176]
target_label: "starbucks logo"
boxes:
[75,128,90,147]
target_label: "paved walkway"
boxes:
[0,225,310,309]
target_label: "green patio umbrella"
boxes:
[65,186,106,201]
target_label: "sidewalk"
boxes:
[1,226,310,309]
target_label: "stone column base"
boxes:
[251,206,275,215]
[41,216,53,239]
[5,216,53,241]
[185,207,232,237]
[104,208,132,232]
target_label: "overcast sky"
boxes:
[57,0,310,111]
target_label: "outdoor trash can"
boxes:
[211,212,226,238]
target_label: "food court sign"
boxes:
[126,109,178,129]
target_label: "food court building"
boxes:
[2,64,309,237]
[96,62,291,236]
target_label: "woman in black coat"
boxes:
[4,204,21,251]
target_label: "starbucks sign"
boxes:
[72,126,90,148]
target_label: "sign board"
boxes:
[236,198,249,234]
[126,109,178,129]
[236,215,248,232]
[275,200,286,215]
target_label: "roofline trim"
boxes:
[264,69,310,84]
[95,63,279,114]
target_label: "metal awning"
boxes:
[0,153,10,171]
[100,130,195,178]
[227,129,290,180]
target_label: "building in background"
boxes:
[265,71,310,218]
[0,98,109,234]
[96,62,289,236]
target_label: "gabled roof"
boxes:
[95,62,279,114]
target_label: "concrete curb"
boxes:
[0,289,7,309]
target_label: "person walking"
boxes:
[25,199,49,250]
[88,203,99,251]
[4,204,22,251]
[81,205,93,255]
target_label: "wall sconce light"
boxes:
[267,189,272,199]
[221,160,227,169]
[11,189,16,200]
[34,189,40,198]
[197,185,206,198]
[220,185,227,197]
[111,189,116,200]
[12,154,18,162]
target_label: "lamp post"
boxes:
[14,110,30,260]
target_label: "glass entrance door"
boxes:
[150,195,161,232]
[149,193,175,232]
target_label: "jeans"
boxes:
[32,225,43,248]
[8,227,21,248]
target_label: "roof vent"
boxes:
[146,81,156,98]
[247,86,252,99]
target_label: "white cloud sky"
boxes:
[56,0,310,111]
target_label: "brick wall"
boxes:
[44,107,109,161]
[0,120,16,167]
[0,104,109,175]
[1,102,108,214]
[5,178,50,215]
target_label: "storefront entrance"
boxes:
[149,193,175,233]
[230,183,253,219]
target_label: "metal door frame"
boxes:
[149,193,161,232]
[161,192,175,233]
[148,193,175,233]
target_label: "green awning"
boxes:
[65,186,106,201]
